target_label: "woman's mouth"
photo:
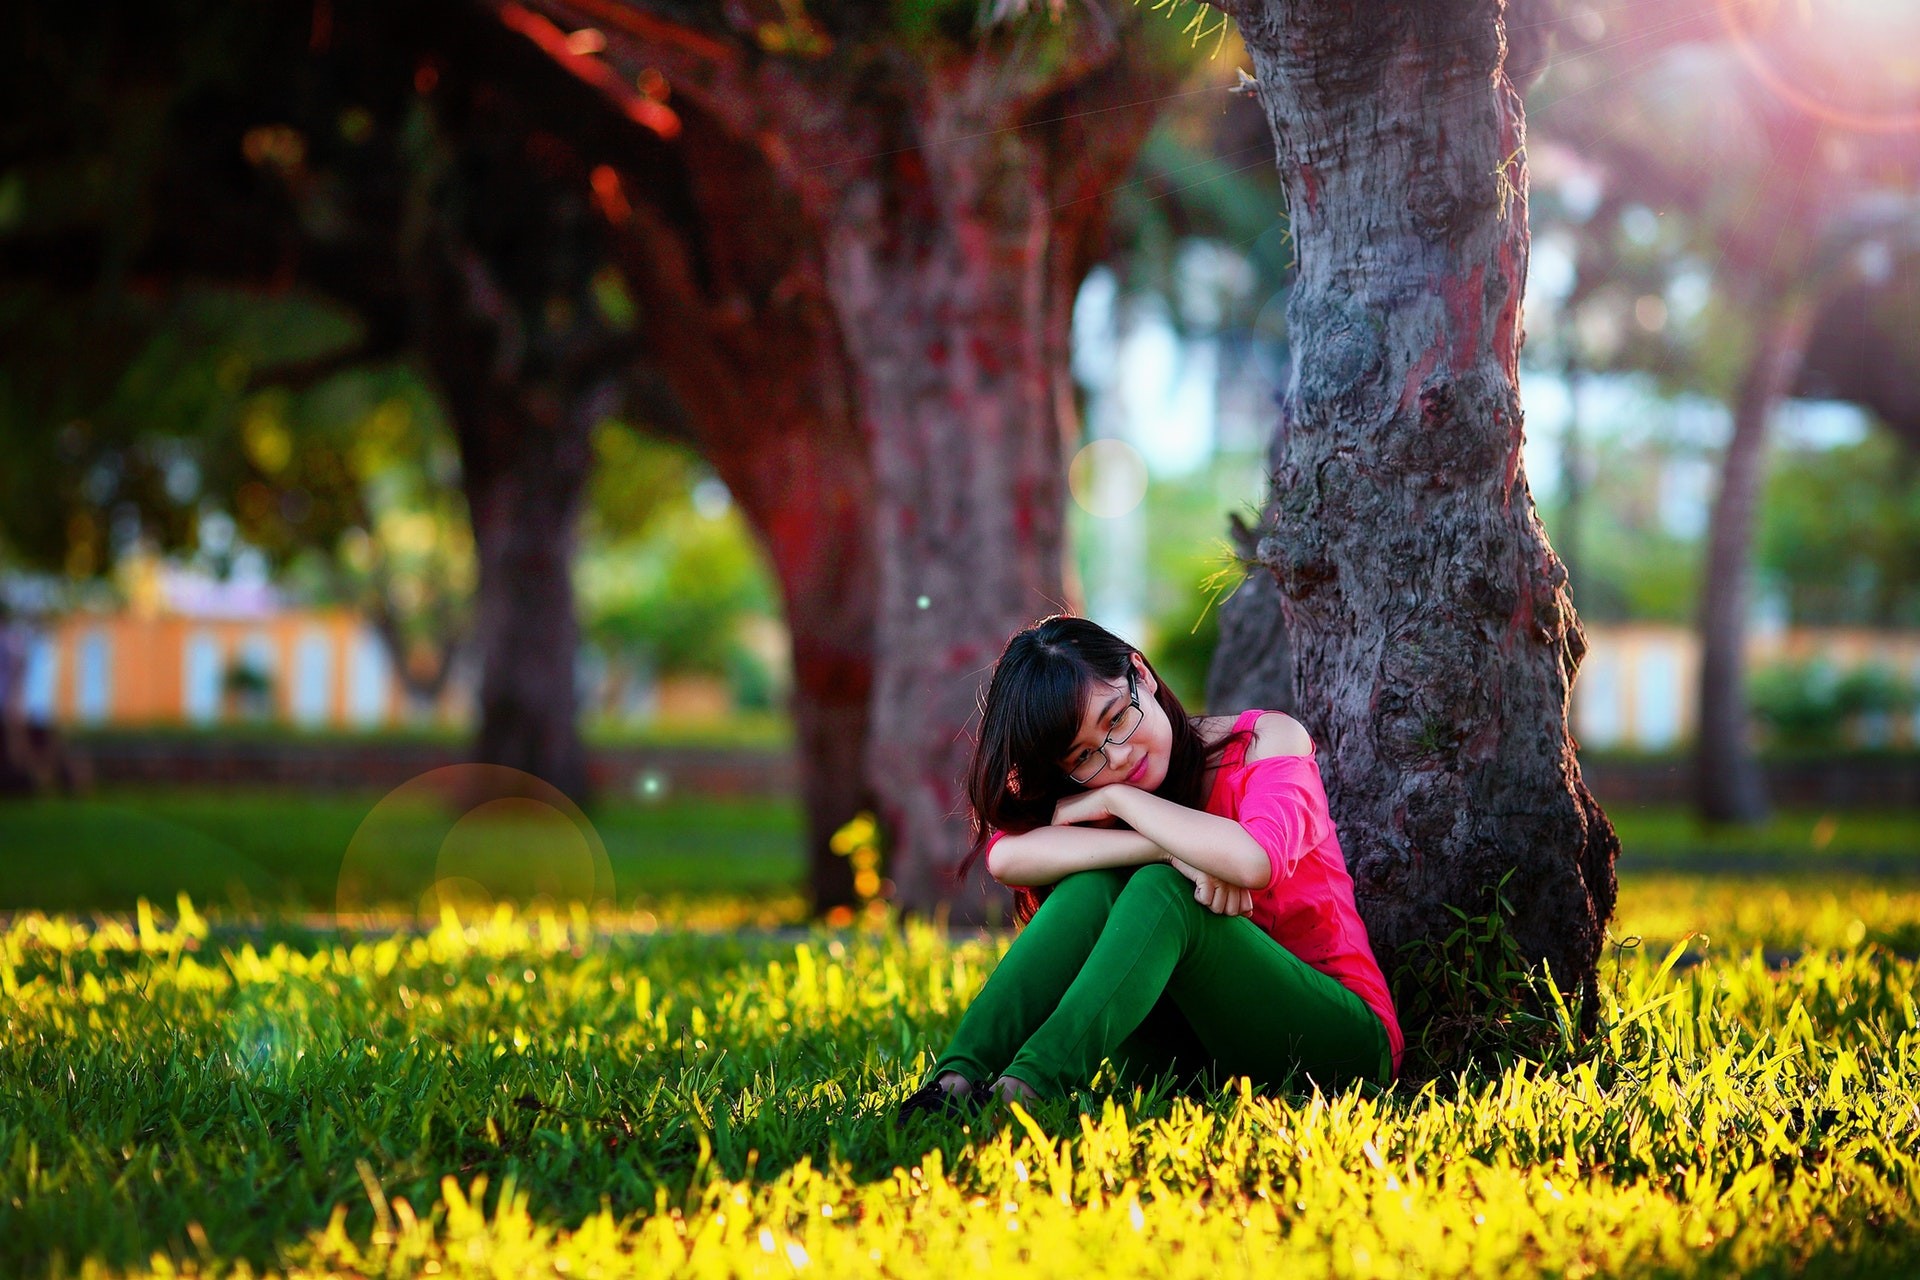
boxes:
[1125,755,1150,786]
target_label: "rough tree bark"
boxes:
[832,66,1136,915]
[438,347,613,805]
[601,121,875,912]
[1218,0,1619,1014]
[1695,295,1812,823]
[521,0,1174,914]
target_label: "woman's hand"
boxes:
[1168,854,1254,917]
[1050,786,1135,829]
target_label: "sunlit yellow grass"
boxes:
[1615,875,1920,952]
[2,883,1917,1278]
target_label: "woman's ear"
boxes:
[1131,651,1158,696]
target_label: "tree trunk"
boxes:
[557,10,1170,916]
[833,137,1056,912]
[601,128,876,913]
[1695,296,1813,824]
[830,64,1161,917]
[1226,0,1618,1023]
[455,391,599,802]
[691,404,876,916]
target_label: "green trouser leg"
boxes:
[932,868,1207,1090]
[939,864,1390,1096]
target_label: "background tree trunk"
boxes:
[718,434,874,915]
[1695,296,1814,823]
[1225,0,1618,1021]
[839,63,1166,917]
[403,29,647,805]
[452,390,600,803]
[601,127,876,913]
[558,8,1171,914]
[836,105,1075,916]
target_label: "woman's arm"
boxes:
[1048,785,1270,889]
[985,823,1170,887]
[1104,788,1273,890]
[1091,712,1316,891]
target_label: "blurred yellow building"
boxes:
[21,607,461,730]
[15,596,1918,749]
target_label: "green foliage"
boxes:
[578,517,772,679]
[578,426,777,681]
[2,880,1919,1277]
[1149,573,1223,712]
[1078,464,1261,711]
[889,0,978,47]
[1750,658,1917,749]
[1540,424,1704,624]
[1759,428,1920,627]
[1392,870,1581,1083]
[0,283,362,575]
[1750,659,1850,746]
[583,421,702,546]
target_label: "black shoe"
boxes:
[895,1078,977,1124]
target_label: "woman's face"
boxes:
[1057,654,1169,791]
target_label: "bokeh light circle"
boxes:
[1714,0,1920,134]
[1068,439,1150,519]
[335,764,615,920]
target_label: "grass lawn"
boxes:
[2,880,1917,1277]
[0,790,806,916]
[1,790,1916,918]
[1,789,1918,1276]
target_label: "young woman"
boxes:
[898,615,1401,1117]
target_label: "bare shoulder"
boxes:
[1246,711,1313,761]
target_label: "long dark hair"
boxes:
[959,615,1243,920]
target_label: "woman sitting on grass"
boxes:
[899,615,1401,1117]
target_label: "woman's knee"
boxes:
[1048,866,1130,905]
[1119,861,1197,904]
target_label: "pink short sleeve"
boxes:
[1231,757,1332,893]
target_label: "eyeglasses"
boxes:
[1064,668,1143,785]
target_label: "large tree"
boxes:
[2,0,656,801]
[4,0,1192,910]
[1211,0,1619,1019]
[504,0,1187,912]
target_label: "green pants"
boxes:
[934,864,1390,1096]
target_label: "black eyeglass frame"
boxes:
[1063,667,1143,785]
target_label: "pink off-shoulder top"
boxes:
[1202,709,1402,1074]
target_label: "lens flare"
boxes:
[335,764,615,919]
[1715,0,1920,133]
[1069,439,1150,519]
